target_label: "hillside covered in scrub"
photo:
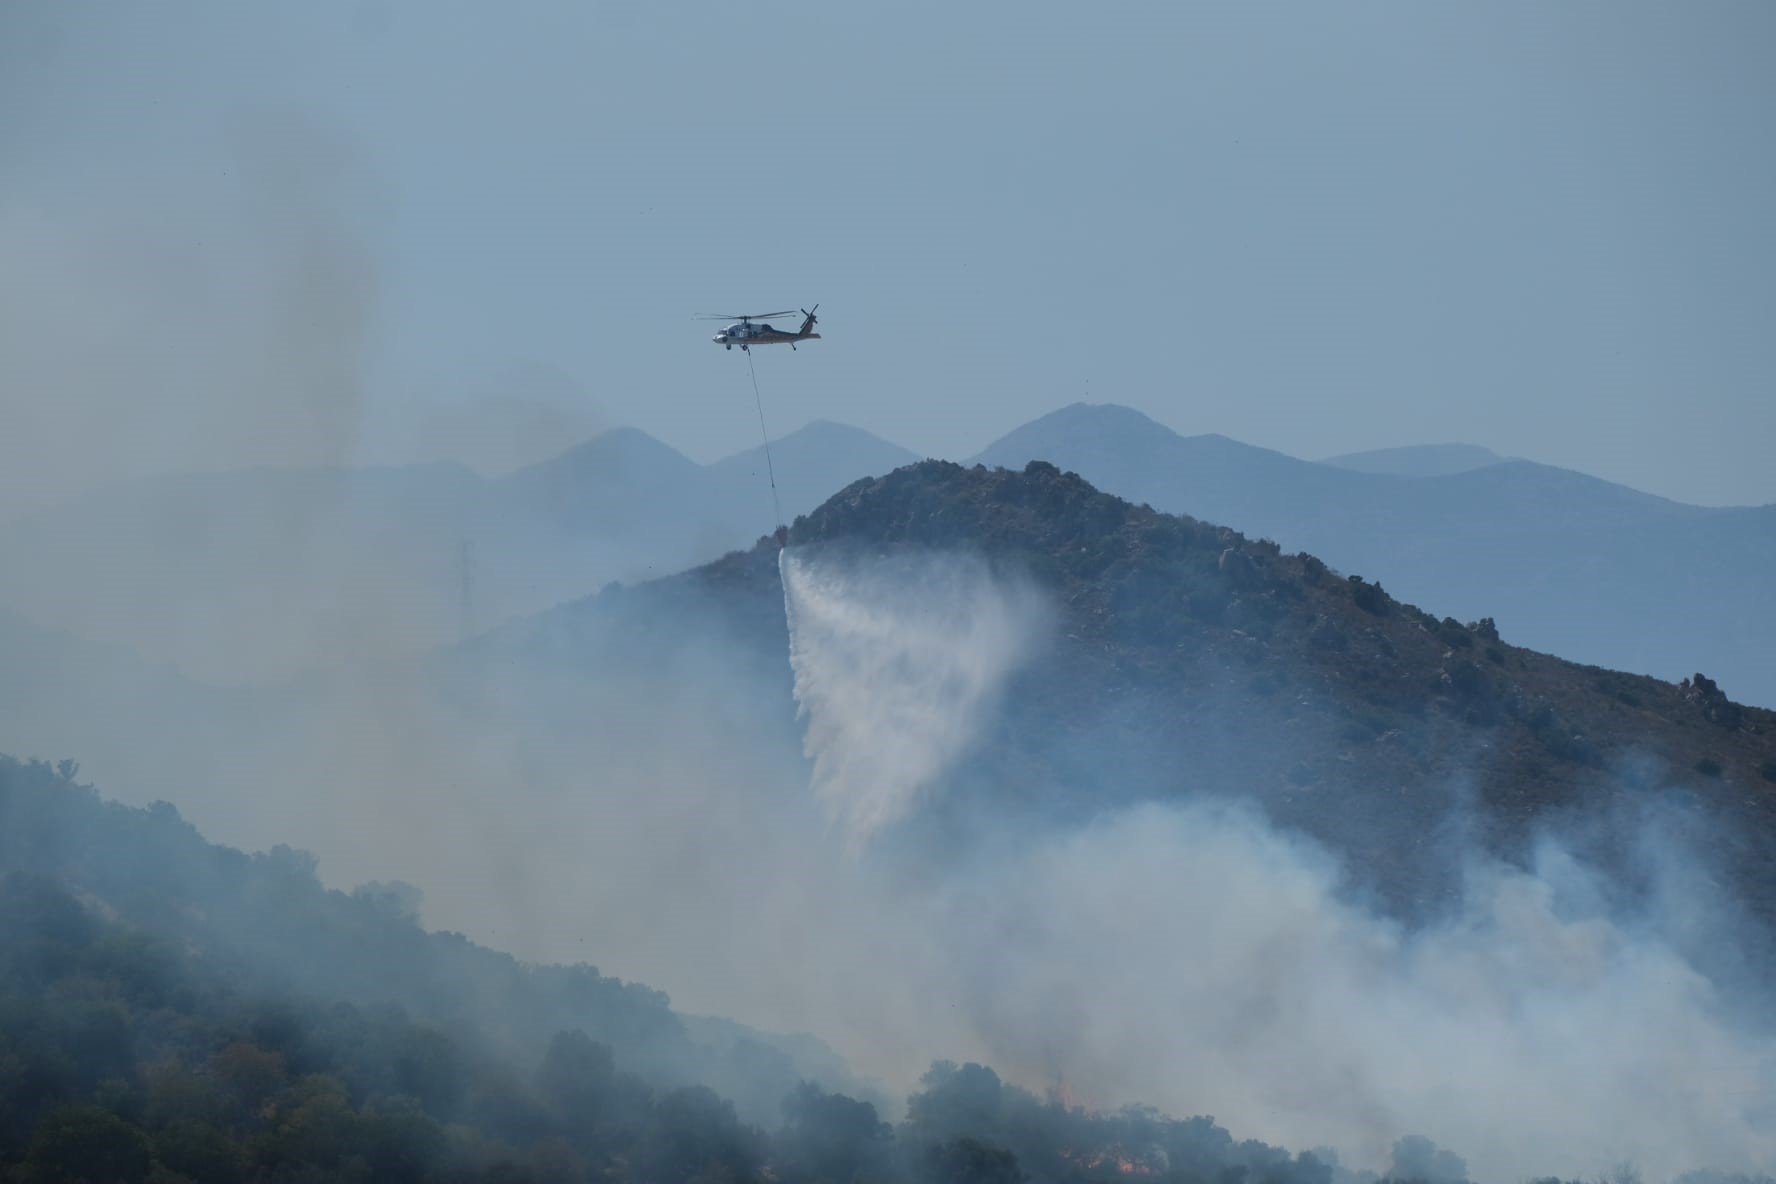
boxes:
[512,458,1776,931]
[2,755,1443,1184]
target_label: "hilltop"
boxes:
[8,438,1773,943]
[525,458,1776,931]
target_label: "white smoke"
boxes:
[780,546,1047,844]
[943,801,1776,1182]
[30,535,1772,1184]
[771,545,1776,1183]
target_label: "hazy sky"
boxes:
[4,2,1773,506]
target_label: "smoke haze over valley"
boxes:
[5,4,1775,1183]
[7,459,1775,1182]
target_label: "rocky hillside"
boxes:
[525,459,1776,931]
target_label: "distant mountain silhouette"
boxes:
[1321,442,1505,477]
[706,420,921,526]
[0,422,916,683]
[5,400,1770,710]
[496,426,708,530]
[970,403,1776,708]
[0,462,486,683]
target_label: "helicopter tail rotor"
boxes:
[798,305,820,335]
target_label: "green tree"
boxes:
[903,1063,1004,1146]
[357,1098,446,1184]
[778,1081,897,1184]
[257,1074,359,1174]
[210,1040,286,1115]
[638,1085,763,1184]
[923,1137,1024,1184]
[22,1105,154,1184]
[152,1120,249,1184]
[535,1030,615,1123]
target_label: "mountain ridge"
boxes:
[1322,442,1506,477]
[516,457,1776,935]
[2,401,1771,707]
[965,402,1775,705]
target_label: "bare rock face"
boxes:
[1683,671,1745,730]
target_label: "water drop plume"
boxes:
[779,546,1045,845]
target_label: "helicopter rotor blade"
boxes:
[695,310,797,321]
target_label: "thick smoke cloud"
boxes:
[0,110,423,683]
[0,110,377,516]
[934,801,1776,1181]
[357,362,612,475]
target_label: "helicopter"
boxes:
[699,306,820,351]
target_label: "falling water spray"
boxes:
[778,545,1046,845]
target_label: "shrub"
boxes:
[1348,575,1389,616]
[23,1107,153,1184]
[1442,660,1488,699]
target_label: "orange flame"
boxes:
[1056,1146,1156,1176]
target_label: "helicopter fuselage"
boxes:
[713,318,820,350]
[714,330,820,349]
[706,307,820,349]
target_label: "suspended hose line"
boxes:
[745,347,785,531]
